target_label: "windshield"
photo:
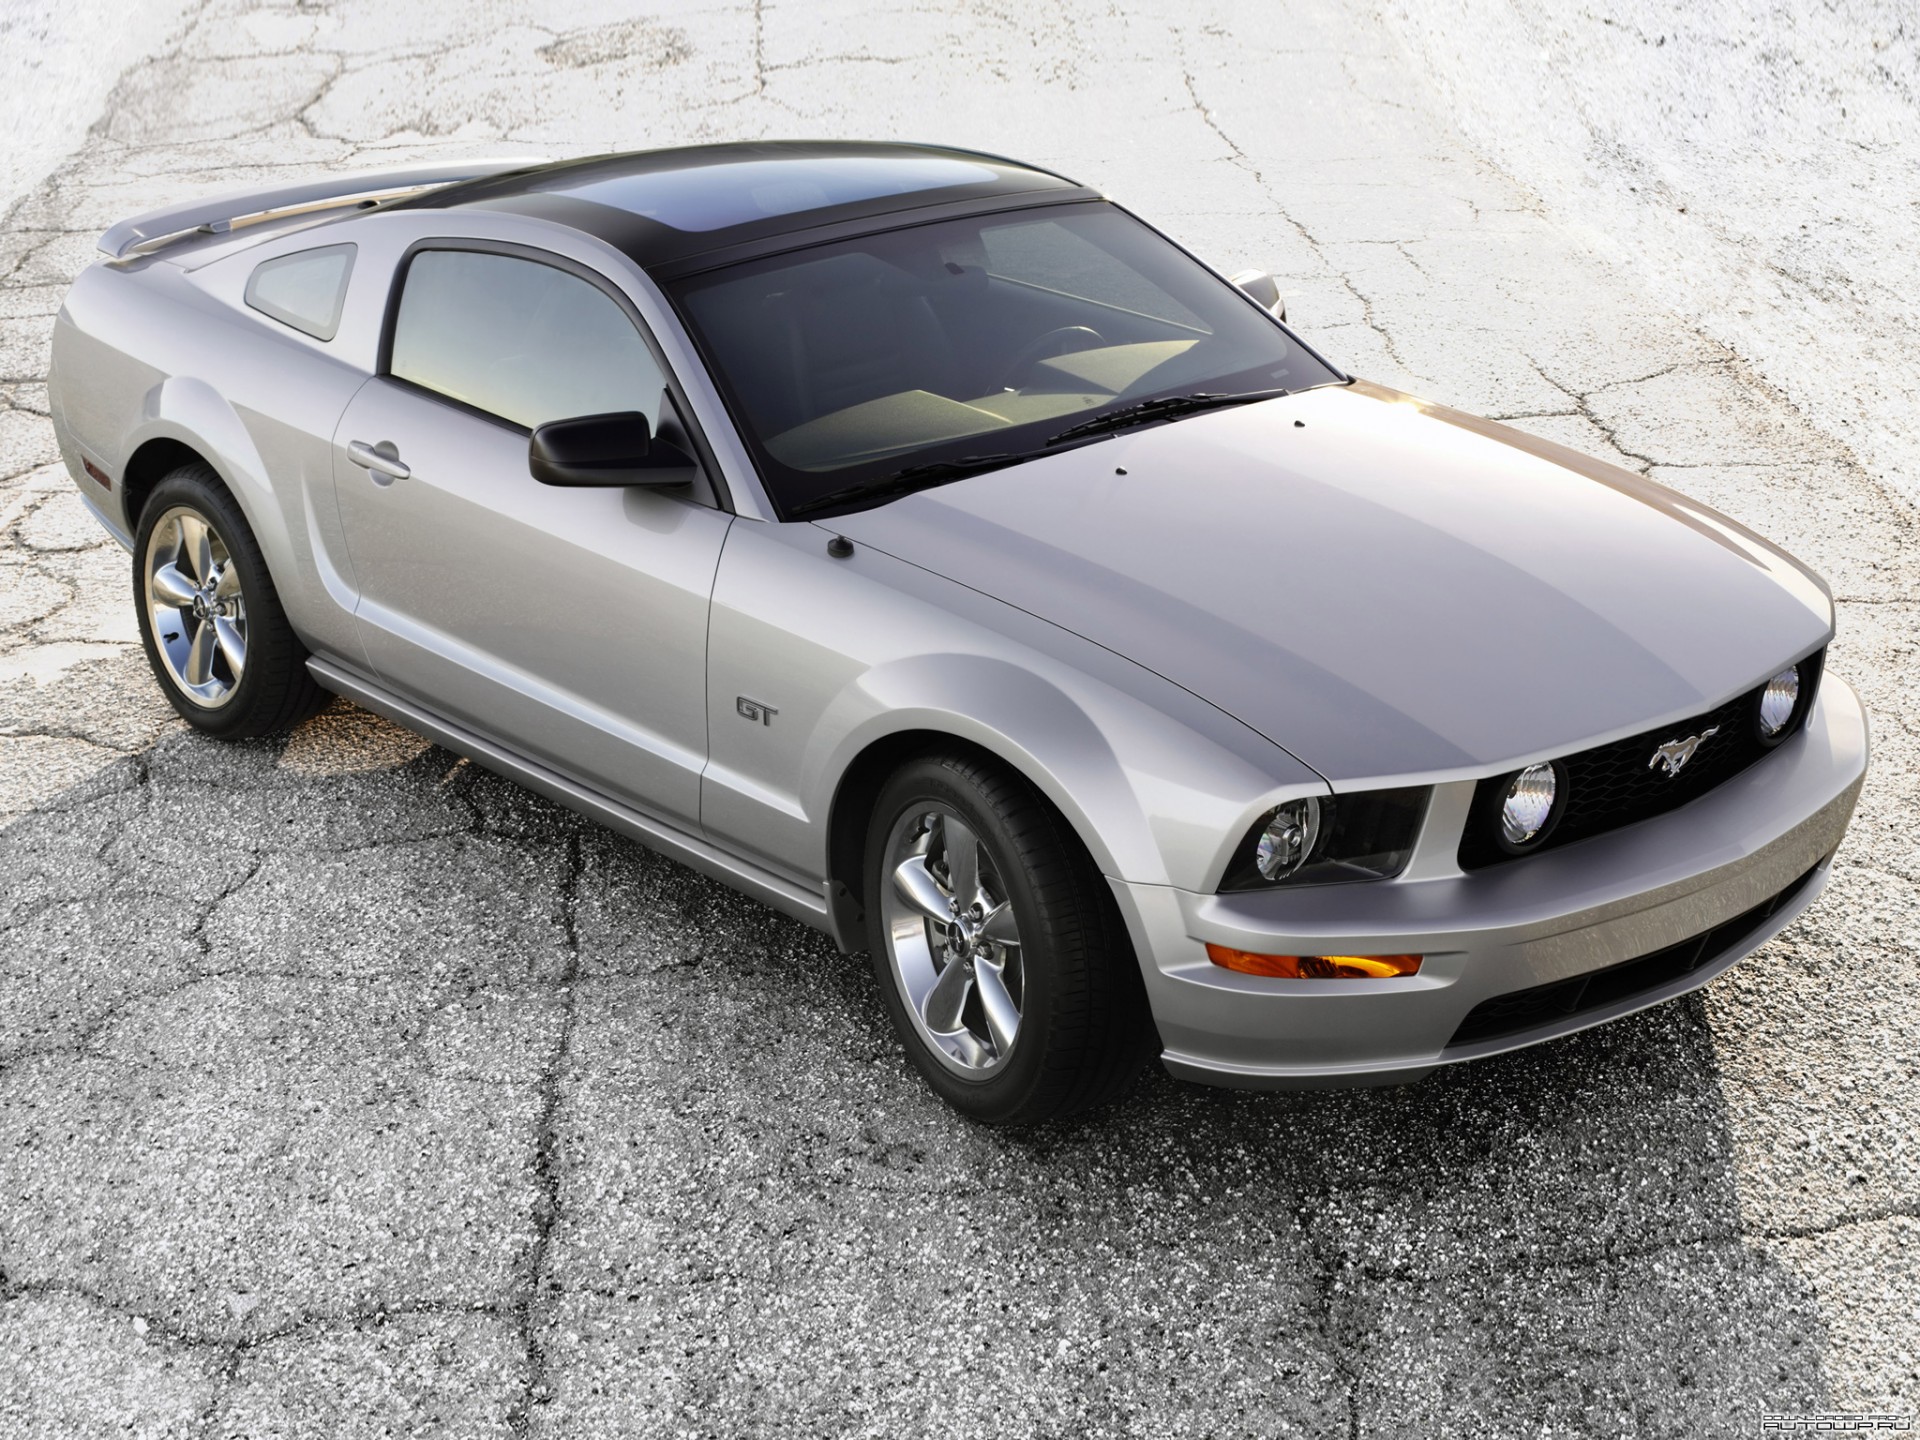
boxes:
[668,202,1341,516]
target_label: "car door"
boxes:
[330,243,732,828]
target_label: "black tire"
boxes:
[864,750,1153,1125]
[131,464,327,738]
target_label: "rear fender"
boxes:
[121,375,287,560]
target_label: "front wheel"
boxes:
[865,751,1151,1124]
[132,464,326,738]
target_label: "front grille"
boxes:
[1445,865,1817,1049]
[1458,649,1824,871]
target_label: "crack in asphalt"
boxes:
[1306,1243,1364,1439]
[1,1277,224,1353]
[185,850,266,961]
[508,827,583,1435]
[2,1274,516,1357]
[1179,59,1427,380]
[1524,355,1671,472]
[750,0,769,97]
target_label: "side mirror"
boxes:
[1229,269,1287,322]
[529,411,693,488]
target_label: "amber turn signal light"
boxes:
[1205,944,1422,980]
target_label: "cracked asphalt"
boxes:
[1,2,1916,1435]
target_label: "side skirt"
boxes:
[306,656,843,944]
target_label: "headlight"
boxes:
[1254,797,1320,881]
[1499,762,1560,849]
[1222,787,1430,891]
[1757,664,1800,741]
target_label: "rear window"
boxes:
[245,243,354,341]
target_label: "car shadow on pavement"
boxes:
[0,699,1834,1435]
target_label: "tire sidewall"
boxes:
[864,756,1065,1121]
[132,469,279,738]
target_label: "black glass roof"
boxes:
[395,141,1095,275]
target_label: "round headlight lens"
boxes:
[1500,763,1558,848]
[1255,797,1321,881]
[1758,664,1800,738]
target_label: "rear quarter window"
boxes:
[244,243,355,341]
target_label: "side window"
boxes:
[245,243,355,341]
[388,249,668,432]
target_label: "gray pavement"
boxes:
[1,2,1916,1435]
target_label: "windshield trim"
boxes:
[645,192,1103,284]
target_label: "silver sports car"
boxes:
[48,142,1866,1123]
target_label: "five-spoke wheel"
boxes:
[144,505,247,707]
[131,463,325,737]
[883,805,1026,1075]
[865,751,1151,1124]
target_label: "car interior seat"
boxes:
[760,251,964,427]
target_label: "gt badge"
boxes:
[736,696,778,726]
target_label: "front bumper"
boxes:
[1117,676,1869,1088]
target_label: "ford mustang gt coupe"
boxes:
[47,142,1865,1123]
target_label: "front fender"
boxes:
[820,652,1159,884]
[702,520,1325,901]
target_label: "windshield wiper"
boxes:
[1046,388,1290,445]
[786,390,1287,517]
[788,451,1042,517]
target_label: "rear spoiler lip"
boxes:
[97,157,550,260]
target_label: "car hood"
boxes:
[826,381,1833,783]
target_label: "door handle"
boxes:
[348,439,410,484]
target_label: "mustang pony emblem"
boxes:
[1649,727,1720,778]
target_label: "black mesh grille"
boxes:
[1458,650,1824,871]
[1446,865,1817,1049]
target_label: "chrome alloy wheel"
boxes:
[881,806,1026,1076]
[143,505,247,708]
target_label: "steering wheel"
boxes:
[996,326,1107,391]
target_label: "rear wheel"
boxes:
[132,464,326,738]
[865,751,1151,1124]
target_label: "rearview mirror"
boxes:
[529,411,693,487]
[1229,269,1287,322]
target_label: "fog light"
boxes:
[1758,664,1800,739]
[1205,944,1422,979]
[1499,762,1559,848]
